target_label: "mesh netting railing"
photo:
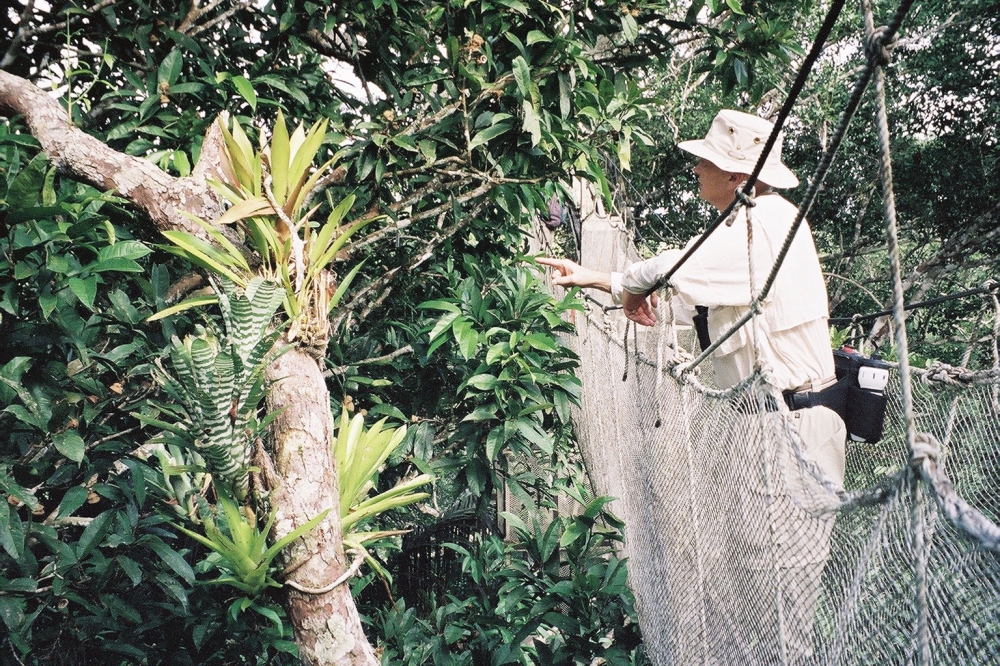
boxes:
[557,215,1000,665]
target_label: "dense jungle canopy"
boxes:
[1,0,998,664]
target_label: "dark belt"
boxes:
[782,377,848,419]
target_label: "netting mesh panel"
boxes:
[564,291,1000,666]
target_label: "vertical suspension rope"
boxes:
[990,286,1000,414]
[860,2,929,663]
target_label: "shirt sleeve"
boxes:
[621,210,772,309]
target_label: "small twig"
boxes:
[326,345,415,376]
[51,517,95,528]
[186,0,252,38]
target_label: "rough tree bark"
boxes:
[0,69,377,666]
[266,345,378,665]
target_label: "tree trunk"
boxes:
[0,70,378,666]
[265,344,378,666]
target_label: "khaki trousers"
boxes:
[702,405,846,666]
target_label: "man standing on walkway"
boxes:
[538,109,846,664]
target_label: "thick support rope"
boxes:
[829,281,999,325]
[912,433,1000,553]
[858,2,931,663]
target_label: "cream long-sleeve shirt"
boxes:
[610,193,835,391]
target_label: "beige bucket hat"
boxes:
[677,109,799,189]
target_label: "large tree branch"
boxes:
[868,201,1000,345]
[0,69,222,237]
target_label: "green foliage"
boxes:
[333,407,434,578]
[334,409,432,533]
[3,0,917,663]
[159,112,373,345]
[175,483,329,599]
[416,257,583,507]
[0,123,298,665]
[136,278,287,501]
[373,489,645,666]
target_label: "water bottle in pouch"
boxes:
[834,348,891,443]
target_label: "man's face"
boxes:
[692,158,739,211]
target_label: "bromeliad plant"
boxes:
[175,482,329,598]
[159,110,373,347]
[136,277,287,502]
[333,408,434,575]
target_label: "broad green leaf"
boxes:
[117,556,143,587]
[560,519,585,547]
[497,0,529,15]
[286,119,329,209]
[522,333,559,353]
[526,30,550,45]
[232,75,258,112]
[270,110,291,203]
[583,495,616,519]
[428,311,461,343]
[219,116,257,189]
[68,277,98,310]
[160,231,247,284]
[7,154,47,209]
[468,122,512,150]
[499,511,529,539]
[620,14,639,44]
[512,417,553,454]
[453,317,478,360]
[0,578,37,593]
[733,58,748,87]
[486,426,505,462]
[143,536,195,583]
[53,430,86,463]
[77,510,115,558]
[462,405,497,422]
[0,597,25,634]
[57,486,90,518]
[465,374,498,391]
[214,196,275,228]
[158,49,183,85]
[172,150,191,177]
[522,100,541,147]
[558,70,571,118]
[0,501,22,559]
[618,128,632,171]
[89,257,144,273]
[103,242,151,266]
[512,56,532,99]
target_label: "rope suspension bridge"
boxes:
[536,1,1000,664]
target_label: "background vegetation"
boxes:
[1,0,998,664]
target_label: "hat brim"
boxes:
[678,139,800,189]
